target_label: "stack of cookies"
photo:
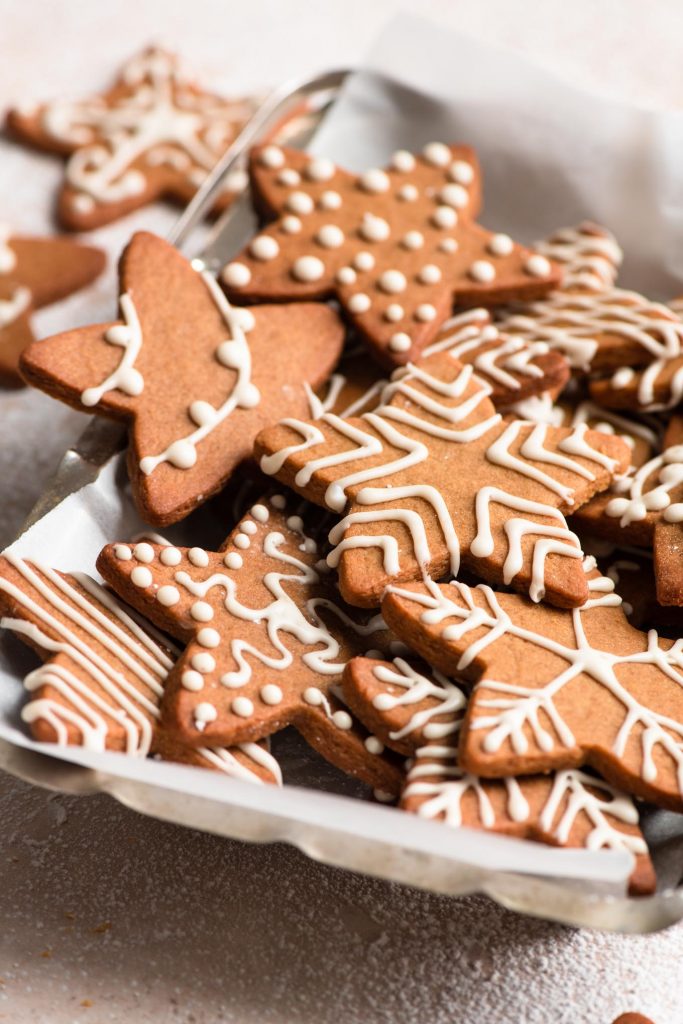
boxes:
[3,53,683,898]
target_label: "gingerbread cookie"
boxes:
[20,231,344,525]
[403,746,654,895]
[573,415,683,604]
[0,225,104,383]
[0,552,283,785]
[7,47,256,230]
[343,655,654,894]
[499,222,683,375]
[255,352,630,609]
[589,355,683,412]
[96,495,404,794]
[220,142,561,369]
[530,222,622,293]
[382,562,683,811]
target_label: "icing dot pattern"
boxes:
[226,141,557,364]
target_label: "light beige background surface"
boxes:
[1,1,683,1021]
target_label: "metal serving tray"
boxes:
[3,62,683,934]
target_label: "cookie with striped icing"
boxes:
[0,554,281,786]
[255,351,630,609]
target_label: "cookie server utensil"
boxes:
[4,68,683,933]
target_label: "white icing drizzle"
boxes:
[0,224,17,274]
[425,309,553,393]
[404,743,646,854]
[81,292,144,406]
[501,288,683,372]
[394,575,683,794]
[0,224,31,331]
[605,443,683,526]
[533,223,623,292]
[196,742,282,785]
[42,48,252,211]
[371,657,465,741]
[404,743,528,828]
[260,356,616,602]
[0,555,171,754]
[139,272,260,475]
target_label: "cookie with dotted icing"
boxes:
[0,553,283,785]
[343,655,654,894]
[96,495,404,794]
[6,47,257,230]
[20,231,344,525]
[0,226,104,383]
[221,142,561,369]
[382,564,683,811]
[255,351,630,610]
[572,415,683,605]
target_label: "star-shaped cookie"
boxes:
[342,656,654,894]
[20,231,344,525]
[0,225,104,383]
[96,494,404,794]
[7,46,256,230]
[255,351,630,609]
[0,552,279,784]
[382,561,683,811]
[220,142,561,368]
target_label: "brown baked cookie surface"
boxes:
[0,226,104,383]
[7,46,256,230]
[221,142,561,368]
[20,231,345,525]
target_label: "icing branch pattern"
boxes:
[256,351,629,608]
[403,745,648,858]
[382,566,683,809]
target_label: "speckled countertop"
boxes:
[1,1,683,1020]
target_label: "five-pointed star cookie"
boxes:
[96,494,404,794]
[255,351,630,610]
[7,47,257,230]
[573,415,683,605]
[19,231,344,525]
[0,225,104,383]
[342,655,654,894]
[381,561,683,811]
[0,552,279,784]
[220,142,561,368]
